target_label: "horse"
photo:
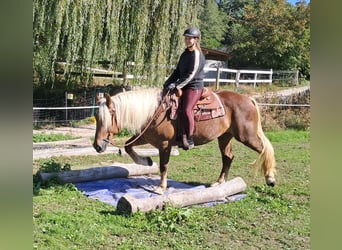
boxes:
[93,88,276,193]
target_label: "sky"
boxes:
[287,0,310,5]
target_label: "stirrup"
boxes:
[187,136,194,149]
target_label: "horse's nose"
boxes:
[266,176,276,187]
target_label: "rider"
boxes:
[163,27,206,150]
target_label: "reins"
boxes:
[122,90,171,147]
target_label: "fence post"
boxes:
[215,64,220,90]
[270,69,273,85]
[122,61,127,85]
[235,70,240,91]
[253,73,257,88]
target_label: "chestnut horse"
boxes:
[93,88,276,193]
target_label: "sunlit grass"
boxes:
[33,130,310,249]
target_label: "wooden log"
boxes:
[117,177,246,214]
[39,162,159,183]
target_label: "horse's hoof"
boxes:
[147,157,153,166]
[210,182,220,187]
[153,186,165,195]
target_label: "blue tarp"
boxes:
[75,176,246,208]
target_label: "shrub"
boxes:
[258,89,310,131]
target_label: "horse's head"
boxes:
[93,93,120,153]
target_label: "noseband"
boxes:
[102,104,119,146]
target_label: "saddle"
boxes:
[169,87,225,122]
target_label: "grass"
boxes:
[33,129,310,249]
[33,132,81,143]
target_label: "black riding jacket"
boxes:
[164,48,205,90]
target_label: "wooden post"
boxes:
[39,163,159,183]
[295,70,299,85]
[122,61,127,85]
[253,73,257,88]
[215,64,220,90]
[117,177,247,214]
[235,70,240,91]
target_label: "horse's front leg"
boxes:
[124,136,153,166]
[153,144,172,194]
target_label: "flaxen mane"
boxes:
[98,88,161,133]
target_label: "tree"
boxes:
[217,0,310,79]
[199,0,228,49]
[33,0,204,89]
[289,1,310,79]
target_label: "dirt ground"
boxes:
[33,124,96,138]
[33,124,121,160]
[33,124,179,160]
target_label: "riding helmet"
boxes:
[183,27,201,38]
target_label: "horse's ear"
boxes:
[95,94,101,103]
[105,93,113,108]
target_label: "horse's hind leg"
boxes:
[235,126,276,186]
[250,134,276,186]
[124,136,153,166]
[212,133,234,186]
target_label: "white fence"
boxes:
[203,67,273,88]
[55,61,297,88]
[33,67,303,124]
[272,70,299,84]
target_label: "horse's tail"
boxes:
[250,97,277,185]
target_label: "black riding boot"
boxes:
[176,134,183,148]
[182,134,190,150]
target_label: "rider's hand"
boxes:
[166,83,176,90]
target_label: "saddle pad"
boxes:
[194,92,225,122]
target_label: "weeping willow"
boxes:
[33,0,204,88]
